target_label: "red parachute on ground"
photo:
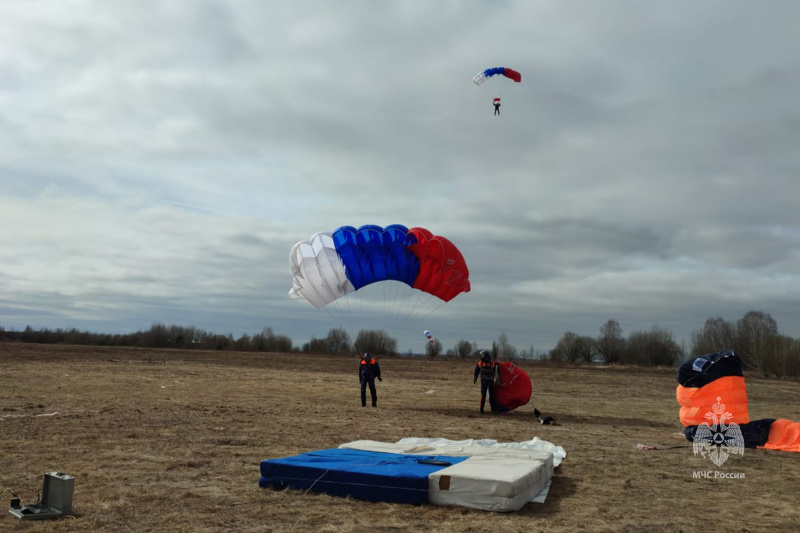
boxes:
[491,362,532,412]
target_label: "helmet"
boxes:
[363,352,371,359]
[479,349,491,361]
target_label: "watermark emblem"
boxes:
[692,396,745,467]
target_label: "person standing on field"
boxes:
[473,349,497,413]
[359,352,382,407]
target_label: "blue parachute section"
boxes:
[332,224,420,290]
[484,67,507,78]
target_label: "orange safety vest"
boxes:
[478,360,496,379]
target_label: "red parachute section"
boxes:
[502,68,522,83]
[407,227,471,302]
[492,362,532,412]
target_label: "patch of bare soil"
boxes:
[2,343,799,532]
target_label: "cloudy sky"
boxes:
[2,1,799,354]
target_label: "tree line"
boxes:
[548,310,800,378]
[2,309,798,378]
[0,324,292,352]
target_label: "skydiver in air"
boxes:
[473,349,497,413]
[493,100,501,116]
[359,352,382,407]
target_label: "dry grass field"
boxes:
[2,342,799,533]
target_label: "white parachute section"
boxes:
[289,232,355,309]
[472,72,488,86]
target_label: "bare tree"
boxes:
[426,339,443,358]
[550,331,581,363]
[496,332,518,361]
[735,310,778,371]
[690,317,736,356]
[596,319,625,364]
[623,326,683,366]
[518,345,536,360]
[325,327,351,354]
[453,340,476,358]
[354,329,397,356]
[576,336,598,363]
[770,335,796,378]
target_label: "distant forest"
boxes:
[1,309,798,378]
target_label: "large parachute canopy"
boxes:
[473,67,522,86]
[289,224,470,344]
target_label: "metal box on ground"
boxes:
[8,472,74,520]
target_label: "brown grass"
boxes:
[1,343,799,532]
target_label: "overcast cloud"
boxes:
[2,1,799,353]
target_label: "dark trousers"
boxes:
[494,107,500,115]
[361,378,377,406]
[480,379,494,412]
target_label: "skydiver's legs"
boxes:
[360,379,368,407]
[480,379,491,412]
[368,379,377,407]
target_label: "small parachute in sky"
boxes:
[472,67,522,86]
[424,330,434,345]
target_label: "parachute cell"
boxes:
[289,232,355,309]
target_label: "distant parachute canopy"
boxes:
[473,67,522,86]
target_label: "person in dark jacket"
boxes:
[359,352,382,407]
[473,349,497,413]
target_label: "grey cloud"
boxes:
[2,1,800,351]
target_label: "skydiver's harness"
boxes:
[360,359,379,380]
[478,360,497,381]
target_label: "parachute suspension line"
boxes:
[388,290,444,341]
[375,282,397,334]
[321,296,350,340]
[382,284,419,334]
[348,285,366,338]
